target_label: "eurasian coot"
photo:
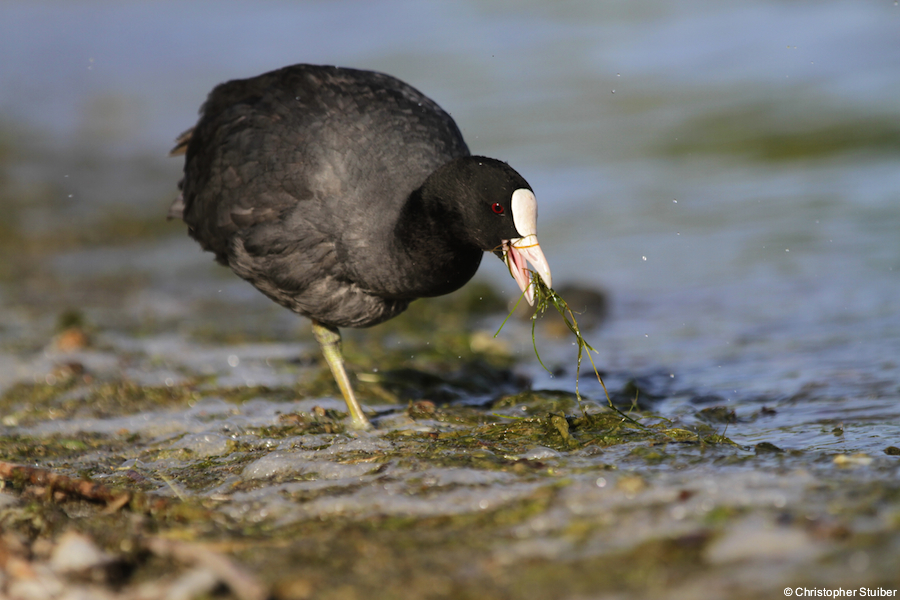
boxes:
[170,64,552,429]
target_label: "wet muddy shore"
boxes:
[1,270,898,599]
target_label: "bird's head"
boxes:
[440,156,552,305]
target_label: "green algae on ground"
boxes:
[493,389,580,416]
[0,432,129,463]
[0,378,200,427]
[387,400,731,460]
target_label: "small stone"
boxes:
[166,568,221,600]
[754,442,784,454]
[49,531,109,574]
[833,453,873,467]
[52,327,89,352]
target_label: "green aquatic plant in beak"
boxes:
[534,274,609,404]
[497,272,620,416]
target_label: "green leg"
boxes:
[311,320,371,430]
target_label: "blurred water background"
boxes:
[1,0,899,452]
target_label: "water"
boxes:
[1,1,899,596]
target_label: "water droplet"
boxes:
[227,355,239,367]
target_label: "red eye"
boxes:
[491,203,505,214]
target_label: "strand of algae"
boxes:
[496,273,645,428]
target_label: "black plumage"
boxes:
[171,64,551,428]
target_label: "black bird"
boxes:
[170,64,552,429]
